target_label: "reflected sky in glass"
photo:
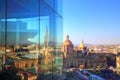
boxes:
[0,16,49,44]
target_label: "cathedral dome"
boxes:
[62,35,74,57]
[79,40,85,48]
[63,35,73,46]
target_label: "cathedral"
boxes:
[62,35,106,69]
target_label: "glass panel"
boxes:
[56,0,63,16]
[5,0,39,80]
[42,0,63,17]
[43,0,55,10]
[55,15,63,70]
[0,0,63,79]
[0,0,6,71]
[38,3,56,79]
[38,1,63,79]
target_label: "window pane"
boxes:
[0,0,63,79]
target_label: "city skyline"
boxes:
[63,0,120,45]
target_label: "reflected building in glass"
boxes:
[0,0,63,80]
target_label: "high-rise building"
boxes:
[0,0,63,79]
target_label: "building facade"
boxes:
[62,35,106,69]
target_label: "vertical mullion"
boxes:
[5,0,7,51]
[2,0,8,68]
[38,0,42,80]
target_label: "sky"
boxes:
[63,0,120,45]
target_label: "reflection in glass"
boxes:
[0,0,63,80]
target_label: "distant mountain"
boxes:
[85,43,93,46]
[74,43,93,47]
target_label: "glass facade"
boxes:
[0,0,63,80]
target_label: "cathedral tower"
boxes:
[62,35,74,58]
